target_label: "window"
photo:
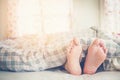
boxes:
[7,0,72,37]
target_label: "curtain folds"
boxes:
[103,0,120,33]
[6,0,72,38]
[7,0,18,38]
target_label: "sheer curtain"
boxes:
[102,0,120,34]
[7,0,72,38]
[7,0,18,38]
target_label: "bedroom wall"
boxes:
[72,0,100,37]
[0,0,8,40]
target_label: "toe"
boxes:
[104,48,108,54]
[73,38,80,46]
[99,40,105,47]
[98,46,107,59]
[92,38,100,46]
[99,40,108,54]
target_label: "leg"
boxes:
[84,38,107,74]
[64,38,82,75]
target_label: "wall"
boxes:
[72,0,100,37]
[0,0,8,40]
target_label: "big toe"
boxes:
[73,38,80,46]
[92,38,100,46]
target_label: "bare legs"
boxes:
[65,38,107,75]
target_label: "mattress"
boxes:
[0,70,120,80]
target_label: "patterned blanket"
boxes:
[0,33,120,71]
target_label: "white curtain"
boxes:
[7,0,72,38]
[102,0,120,34]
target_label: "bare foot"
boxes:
[64,38,82,75]
[83,38,107,74]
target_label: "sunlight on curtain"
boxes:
[7,0,18,38]
[7,0,72,37]
[103,0,120,33]
[42,0,71,34]
[7,0,42,37]
[16,0,42,36]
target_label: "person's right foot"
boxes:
[83,39,107,74]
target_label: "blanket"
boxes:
[0,33,120,71]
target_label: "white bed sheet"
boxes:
[0,70,120,80]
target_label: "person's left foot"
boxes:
[65,38,82,75]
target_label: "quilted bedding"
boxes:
[0,36,48,71]
[0,33,120,72]
[0,34,70,71]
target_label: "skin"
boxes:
[65,38,107,75]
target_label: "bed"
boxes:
[0,33,120,80]
[0,70,120,80]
